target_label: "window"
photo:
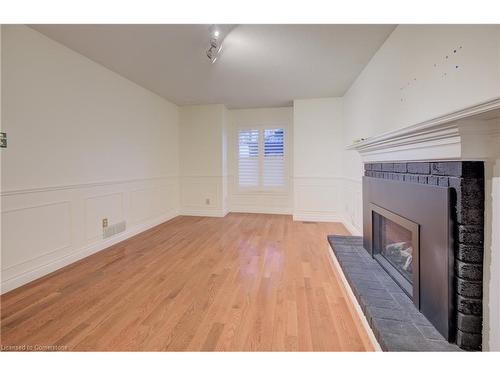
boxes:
[238,127,286,191]
[238,129,259,188]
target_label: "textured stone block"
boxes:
[415,324,446,340]
[404,174,419,183]
[456,278,482,298]
[409,312,433,326]
[438,177,449,187]
[382,332,457,352]
[393,163,407,173]
[461,161,484,179]
[366,306,411,322]
[391,292,415,309]
[457,312,482,334]
[449,178,484,202]
[431,161,462,176]
[457,295,482,315]
[456,261,483,281]
[392,173,404,181]
[428,176,439,185]
[456,330,482,351]
[458,225,484,245]
[358,288,394,300]
[457,194,484,212]
[365,163,372,171]
[372,318,422,337]
[418,175,428,184]
[429,161,482,179]
[382,163,394,172]
[407,162,430,174]
[372,163,382,171]
[456,207,484,226]
[456,243,483,263]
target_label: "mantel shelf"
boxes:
[346,97,500,163]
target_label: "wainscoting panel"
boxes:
[130,184,176,225]
[292,176,362,235]
[85,192,124,243]
[229,176,292,215]
[293,177,342,220]
[342,178,363,235]
[2,201,72,277]
[180,176,224,216]
[1,176,179,293]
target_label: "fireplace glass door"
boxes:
[371,203,420,305]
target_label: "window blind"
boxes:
[263,128,285,188]
[238,129,259,188]
[238,127,285,190]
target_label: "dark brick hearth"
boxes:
[364,161,484,351]
[328,235,460,351]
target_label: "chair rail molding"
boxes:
[347,97,500,163]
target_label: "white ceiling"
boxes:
[31,24,395,108]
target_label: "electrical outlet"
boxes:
[205,198,210,205]
[102,218,108,228]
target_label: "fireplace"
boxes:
[362,161,484,350]
[371,203,419,303]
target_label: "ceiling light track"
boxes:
[206,25,222,64]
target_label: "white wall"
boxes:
[292,98,358,229]
[227,107,293,214]
[342,25,500,350]
[222,107,229,214]
[179,104,227,216]
[1,25,180,293]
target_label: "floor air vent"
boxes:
[103,220,127,239]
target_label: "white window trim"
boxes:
[236,124,289,194]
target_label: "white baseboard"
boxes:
[1,209,179,294]
[293,211,362,236]
[341,218,362,236]
[231,206,292,215]
[293,211,344,223]
[179,208,227,217]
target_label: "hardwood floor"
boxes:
[1,213,374,351]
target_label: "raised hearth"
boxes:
[328,235,459,351]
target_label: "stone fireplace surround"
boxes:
[336,97,500,351]
[364,161,484,350]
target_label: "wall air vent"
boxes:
[103,220,126,239]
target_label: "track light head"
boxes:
[209,25,220,40]
[206,25,223,63]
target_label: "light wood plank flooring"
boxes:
[1,213,373,351]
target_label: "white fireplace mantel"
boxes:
[346,97,500,163]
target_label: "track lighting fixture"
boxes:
[206,25,222,64]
